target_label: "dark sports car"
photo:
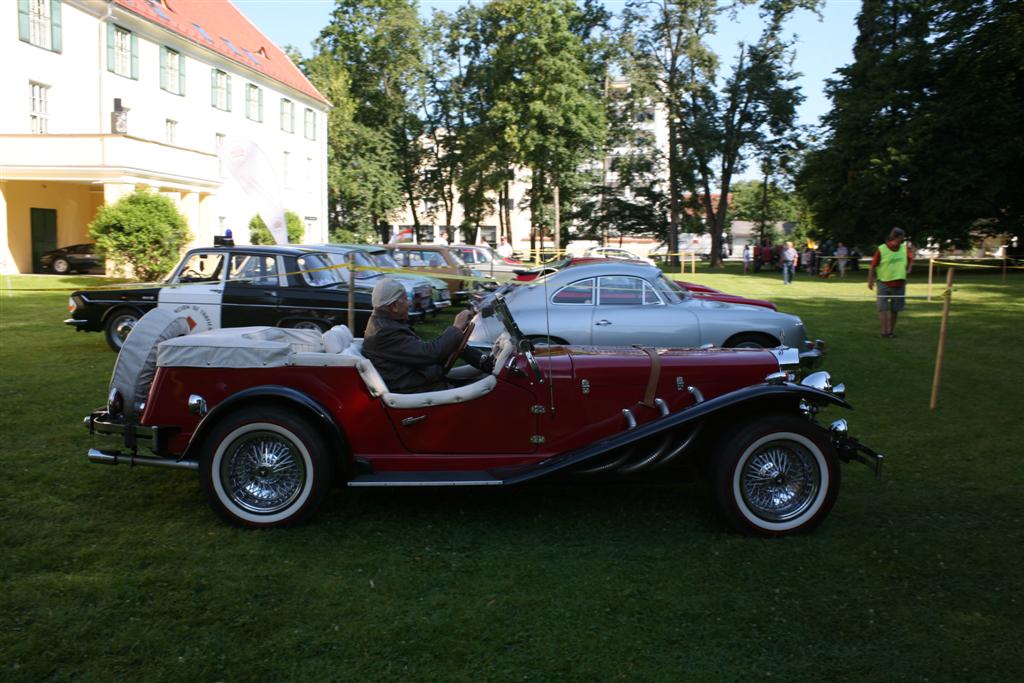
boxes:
[40,243,105,274]
[65,245,376,352]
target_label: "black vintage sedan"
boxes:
[66,245,376,352]
[40,243,105,274]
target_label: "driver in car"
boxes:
[363,278,491,393]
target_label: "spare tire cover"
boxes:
[109,308,191,418]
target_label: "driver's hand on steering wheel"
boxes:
[453,309,473,331]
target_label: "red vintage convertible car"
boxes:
[84,298,881,536]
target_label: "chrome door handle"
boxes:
[594,320,612,326]
[401,415,426,426]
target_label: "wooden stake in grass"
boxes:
[930,267,955,410]
[928,258,934,302]
[347,251,356,331]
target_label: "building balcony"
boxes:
[0,134,220,191]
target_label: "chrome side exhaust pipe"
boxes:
[88,449,198,471]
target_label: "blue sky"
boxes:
[234,0,861,128]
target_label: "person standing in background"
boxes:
[782,241,797,285]
[867,228,914,338]
[835,242,849,278]
[742,243,752,273]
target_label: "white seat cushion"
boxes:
[382,375,497,409]
[323,325,354,353]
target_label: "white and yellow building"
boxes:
[0,0,329,274]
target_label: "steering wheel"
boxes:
[443,321,475,373]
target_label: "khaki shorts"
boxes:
[876,281,906,312]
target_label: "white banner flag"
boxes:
[218,137,287,244]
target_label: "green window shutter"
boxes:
[179,55,186,96]
[130,33,138,79]
[160,48,167,91]
[226,75,232,112]
[106,23,115,73]
[18,0,30,42]
[50,0,62,52]
[258,89,263,121]
[210,69,217,107]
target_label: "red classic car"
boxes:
[84,298,881,536]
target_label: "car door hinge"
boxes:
[530,435,546,444]
[530,404,546,414]
[581,379,591,394]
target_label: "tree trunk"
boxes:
[553,184,560,255]
[667,120,682,267]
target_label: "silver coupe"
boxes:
[470,261,822,363]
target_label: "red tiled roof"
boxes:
[113,0,329,106]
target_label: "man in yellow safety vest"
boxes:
[867,227,914,338]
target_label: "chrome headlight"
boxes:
[800,371,832,392]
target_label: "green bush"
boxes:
[88,189,191,281]
[249,210,305,244]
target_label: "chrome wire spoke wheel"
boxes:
[739,441,820,523]
[714,416,839,536]
[221,431,306,515]
[203,415,327,528]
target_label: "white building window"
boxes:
[30,0,51,48]
[30,82,49,134]
[107,25,136,79]
[211,69,231,111]
[245,84,263,122]
[160,47,185,95]
[280,99,294,133]
[304,108,316,140]
[165,119,177,144]
[19,0,61,52]
[283,151,291,188]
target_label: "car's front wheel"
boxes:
[104,308,143,352]
[723,332,778,349]
[711,414,840,536]
[52,257,71,274]
[199,407,334,528]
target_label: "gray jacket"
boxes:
[362,313,462,393]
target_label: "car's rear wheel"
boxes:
[286,320,326,332]
[104,308,143,352]
[199,407,334,528]
[52,257,71,274]
[724,332,778,349]
[711,414,840,536]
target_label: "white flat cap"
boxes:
[372,278,407,308]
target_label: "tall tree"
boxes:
[798,0,933,247]
[313,0,426,240]
[623,0,819,266]
[464,0,607,251]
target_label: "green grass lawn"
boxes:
[2,266,1022,681]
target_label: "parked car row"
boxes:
[64,242,821,371]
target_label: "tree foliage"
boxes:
[799,0,1023,248]
[88,189,191,281]
[310,0,425,240]
[248,210,306,245]
[622,0,820,266]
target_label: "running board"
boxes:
[347,471,503,487]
